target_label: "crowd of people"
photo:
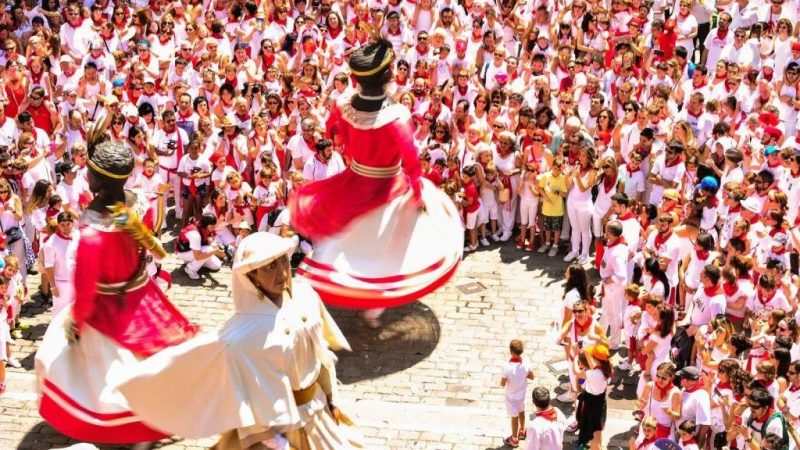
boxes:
[0,0,798,449]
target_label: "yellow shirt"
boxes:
[538,171,567,217]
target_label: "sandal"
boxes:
[503,436,519,448]
[518,429,527,440]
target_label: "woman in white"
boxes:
[517,161,540,251]
[697,315,734,377]
[636,362,681,439]
[592,157,620,252]
[0,178,27,279]
[493,131,522,241]
[674,0,698,58]
[771,19,794,79]
[639,306,675,397]
[250,116,285,178]
[557,299,608,404]
[721,258,753,330]
[203,188,237,247]
[564,146,597,265]
[115,232,361,449]
[774,62,800,137]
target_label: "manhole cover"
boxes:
[455,281,488,295]
[545,359,570,374]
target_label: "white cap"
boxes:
[740,197,760,213]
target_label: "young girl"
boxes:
[253,166,285,232]
[629,416,659,450]
[3,257,22,369]
[677,420,699,450]
[479,162,501,244]
[619,284,643,372]
[517,161,540,251]
[0,275,10,393]
[461,165,481,252]
[574,344,613,450]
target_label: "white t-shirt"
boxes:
[681,387,712,426]
[43,231,79,281]
[177,155,212,187]
[502,359,532,400]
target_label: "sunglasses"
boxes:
[573,309,586,313]
[493,124,505,129]
[0,190,8,194]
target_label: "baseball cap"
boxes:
[237,222,252,231]
[663,189,680,201]
[764,145,779,156]
[123,104,139,117]
[677,366,700,380]
[59,55,72,64]
[143,75,156,85]
[697,176,719,192]
[653,439,681,450]
[792,42,800,52]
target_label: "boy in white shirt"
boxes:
[524,387,566,450]
[501,339,535,448]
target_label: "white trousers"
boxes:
[600,282,626,349]
[519,198,539,227]
[52,279,75,317]
[160,168,183,217]
[178,246,223,273]
[567,198,593,257]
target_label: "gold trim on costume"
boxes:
[350,160,401,178]
[87,159,132,180]
[96,269,149,295]
[350,49,394,77]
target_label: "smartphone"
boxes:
[654,49,664,57]
[713,387,722,398]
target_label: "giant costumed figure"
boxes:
[288,33,463,315]
[34,118,199,443]
[115,232,362,450]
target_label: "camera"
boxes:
[167,140,177,150]
[191,167,201,174]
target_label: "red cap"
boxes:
[759,111,779,126]
[78,192,92,205]
[764,126,783,140]
[209,152,225,165]
[455,39,467,53]
[792,42,800,52]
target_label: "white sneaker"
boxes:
[559,381,572,390]
[557,391,577,403]
[463,244,478,252]
[548,246,559,257]
[577,254,590,265]
[184,266,200,280]
[499,231,512,241]
[563,251,579,262]
[616,360,632,371]
[491,233,501,242]
[479,238,490,247]
[566,420,579,433]
[537,243,550,253]
[7,357,21,369]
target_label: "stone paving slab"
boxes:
[1,235,638,449]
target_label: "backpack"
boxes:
[176,224,198,253]
[746,411,790,450]
[669,327,694,373]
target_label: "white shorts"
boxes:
[479,202,498,224]
[505,396,525,417]
[520,198,539,226]
[465,209,479,229]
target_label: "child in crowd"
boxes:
[618,284,643,371]
[480,163,501,244]
[253,166,284,232]
[5,255,25,350]
[517,160,540,251]
[537,156,567,257]
[234,222,252,249]
[500,339,534,448]
[0,275,10,393]
[461,165,481,252]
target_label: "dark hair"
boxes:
[462,164,477,177]
[656,306,675,338]
[532,387,551,410]
[611,192,629,206]
[703,264,721,285]
[199,213,218,228]
[749,387,773,408]
[696,232,714,251]
[644,256,670,298]
[348,38,394,90]
[315,138,333,152]
[564,262,592,302]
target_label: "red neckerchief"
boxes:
[729,204,742,214]
[666,154,685,168]
[682,437,698,446]
[304,137,316,149]
[684,382,703,393]
[387,27,402,36]
[574,317,593,341]
[178,109,193,121]
[638,436,656,450]
[749,215,760,225]
[789,383,800,392]
[213,204,226,219]
[46,207,60,219]
[535,408,558,422]
[235,111,250,122]
[226,76,238,88]
[168,127,183,162]
[717,382,732,391]
[314,153,329,165]
[767,158,781,168]
[655,381,674,398]
[717,28,729,40]
[415,44,428,55]
[722,281,738,297]
[142,171,154,179]
[158,34,171,44]
[753,407,775,424]
[757,288,776,306]
[704,284,722,297]
[618,210,636,221]
[55,230,72,240]
[654,230,672,249]
[140,54,151,66]
[607,236,626,248]
[234,204,246,216]
[509,356,522,363]
[696,249,710,261]
[692,77,707,89]
[457,85,468,96]
[261,53,275,72]
[29,69,43,85]
[329,26,342,39]
[68,17,85,28]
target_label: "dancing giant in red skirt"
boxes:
[34,122,198,444]
[289,37,463,310]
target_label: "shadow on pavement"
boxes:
[18,420,186,450]
[331,302,440,384]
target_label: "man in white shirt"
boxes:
[55,161,88,218]
[682,265,727,337]
[154,110,189,219]
[678,366,713,448]
[287,119,318,173]
[43,212,79,315]
[303,139,345,182]
[524,387,565,450]
[599,221,629,350]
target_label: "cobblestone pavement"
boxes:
[1,233,639,450]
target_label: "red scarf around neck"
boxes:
[535,408,558,421]
[654,230,672,249]
[55,230,72,240]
